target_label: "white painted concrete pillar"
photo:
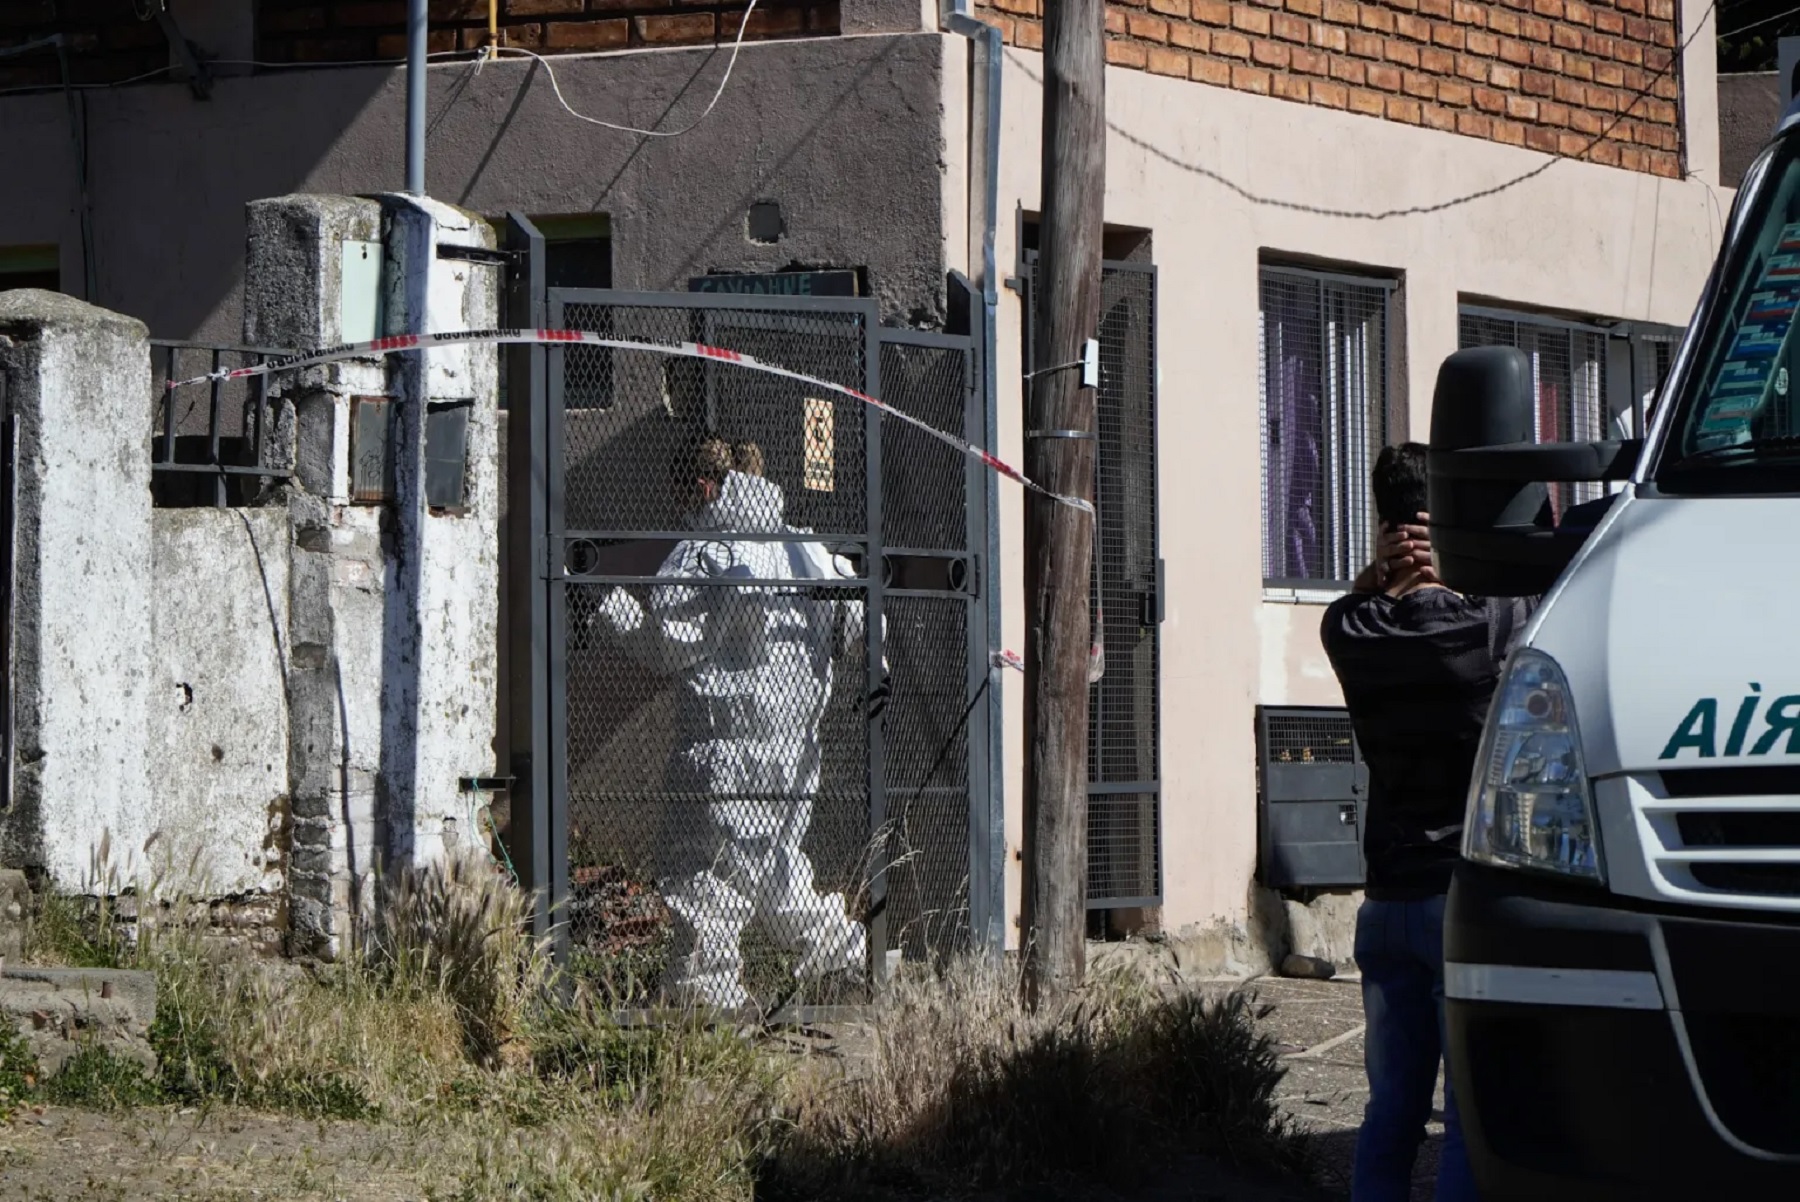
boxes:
[0,291,154,887]
[376,195,501,872]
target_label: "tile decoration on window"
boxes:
[1259,266,1396,590]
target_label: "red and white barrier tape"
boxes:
[168,327,1093,515]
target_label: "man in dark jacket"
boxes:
[1322,442,1534,1202]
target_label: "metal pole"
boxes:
[944,0,1007,965]
[406,0,427,195]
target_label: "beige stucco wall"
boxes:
[950,8,1729,945]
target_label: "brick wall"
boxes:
[0,2,840,93]
[976,0,1684,177]
[257,0,841,62]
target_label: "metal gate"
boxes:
[503,217,994,1009]
[1021,255,1164,910]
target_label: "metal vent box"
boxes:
[1256,705,1368,889]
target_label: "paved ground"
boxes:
[1248,974,1447,1202]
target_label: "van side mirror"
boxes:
[1428,347,1640,597]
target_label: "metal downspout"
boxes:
[944,0,1006,959]
[406,0,428,195]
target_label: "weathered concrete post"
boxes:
[377,195,501,872]
[0,292,155,885]
[243,195,500,956]
[245,195,389,957]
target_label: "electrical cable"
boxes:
[1715,3,1800,41]
[482,0,759,138]
[1012,0,1721,222]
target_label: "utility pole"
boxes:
[1022,0,1104,1010]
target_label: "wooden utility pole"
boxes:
[1022,0,1105,1010]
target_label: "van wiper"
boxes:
[1677,434,1800,464]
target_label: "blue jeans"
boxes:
[1351,895,1479,1202]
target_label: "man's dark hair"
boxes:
[1372,442,1428,528]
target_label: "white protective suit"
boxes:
[595,470,868,1008]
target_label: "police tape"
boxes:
[168,326,1094,515]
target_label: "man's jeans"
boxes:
[1351,894,1479,1202]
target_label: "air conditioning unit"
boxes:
[1255,705,1367,889]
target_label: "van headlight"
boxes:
[1465,648,1605,882]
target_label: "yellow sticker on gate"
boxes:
[804,398,834,492]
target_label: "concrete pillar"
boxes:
[0,292,154,886]
[242,194,500,955]
[377,195,501,872]
[245,195,390,956]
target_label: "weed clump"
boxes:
[39,1045,160,1111]
[0,1022,36,1121]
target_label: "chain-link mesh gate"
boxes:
[534,287,988,1010]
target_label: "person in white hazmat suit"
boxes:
[592,439,868,1009]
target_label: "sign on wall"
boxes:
[688,270,859,298]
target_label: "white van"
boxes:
[1428,109,1800,1198]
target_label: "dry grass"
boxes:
[11,833,1308,1201]
[767,958,1308,1197]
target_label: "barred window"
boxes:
[1458,307,1609,517]
[1259,267,1397,589]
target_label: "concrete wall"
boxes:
[966,33,1725,946]
[0,33,950,342]
[149,507,291,897]
[1719,71,1781,189]
[0,293,155,887]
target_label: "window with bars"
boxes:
[1259,267,1397,589]
[1457,307,1609,517]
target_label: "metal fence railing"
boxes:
[150,342,290,507]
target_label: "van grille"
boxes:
[1634,770,1800,910]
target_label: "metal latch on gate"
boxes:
[438,244,521,267]
[460,776,515,793]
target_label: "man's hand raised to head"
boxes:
[1379,511,1437,587]
[1351,512,1438,592]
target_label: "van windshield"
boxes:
[1660,137,1800,493]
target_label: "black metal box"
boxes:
[1256,705,1367,889]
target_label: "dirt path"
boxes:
[0,1108,422,1202]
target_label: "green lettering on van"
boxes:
[1750,695,1800,756]
[1660,698,1719,760]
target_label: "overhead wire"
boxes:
[1013,0,1724,221]
[480,0,760,138]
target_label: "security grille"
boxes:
[1458,307,1608,516]
[877,335,979,962]
[1020,254,1164,910]
[1088,266,1161,909]
[533,285,989,1010]
[1259,268,1396,588]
